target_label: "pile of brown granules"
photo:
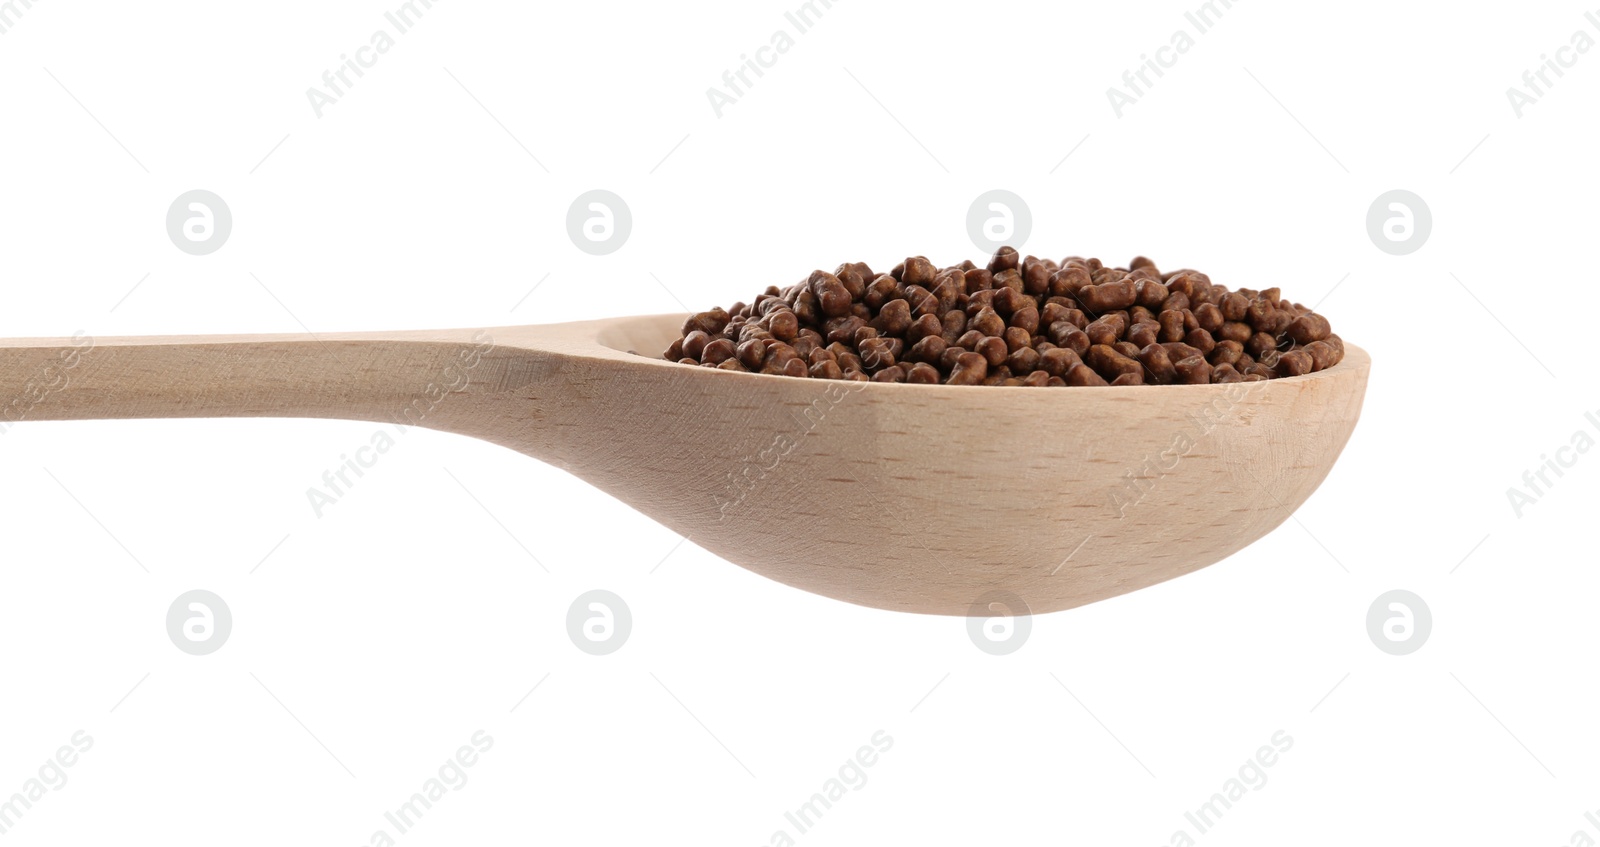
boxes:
[664,247,1345,386]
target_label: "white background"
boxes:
[1,0,1597,844]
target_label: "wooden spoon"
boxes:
[1,315,1368,615]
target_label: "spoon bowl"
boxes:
[1,314,1369,615]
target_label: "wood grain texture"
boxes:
[0,314,1369,615]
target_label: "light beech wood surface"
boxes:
[1,314,1369,615]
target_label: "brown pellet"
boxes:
[1174,356,1213,384]
[858,337,896,371]
[1220,292,1249,322]
[701,337,736,365]
[668,248,1348,386]
[1246,331,1278,359]
[1003,326,1033,353]
[904,312,941,345]
[1064,362,1109,386]
[971,307,1006,338]
[682,307,731,337]
[1194,303,1224,333]
[1086,313,1127,347]
[1065,327,1093,357]
[906,362,940,384]
[1079,279,1137,312]
[1139,344,1177,384]
[987,246,1019,273]
[1276,349,1314,377]
[941,310,968,344]
[1209,339,1245,368]
[809,360,843,380]
[769,310,799,342]
[901,256,936,286]
[1304,340,1336,371]
[976,336,1009,368]
[964,268,994,293]
[808,271,853,318]
[682,330,710,360]
[1009,305,1041,335]
[1218,321,1254,345]
[1038,347,1082,377]
[908,335,947,365]
[863,276,898,311]
[1162,341,1204,363]
[1021,261,1051,296]
[1087,344,1142,381]
[1135,279,1169,310]
[1288,313,1332,344]
[1158,309,1187,343]
[1007,346,1041,374]
[1050,265,1092,297]
[874,299,912,336]
[947,351,989,385]
[825,315,866,345]
[1039,302,1071,328]
[1184,328,1216,357]
[1127,321,1161,349]
[736,339,767,369]
[904,285,940,318]
[835,265,867,300]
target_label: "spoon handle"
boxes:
[0,328,501,431]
